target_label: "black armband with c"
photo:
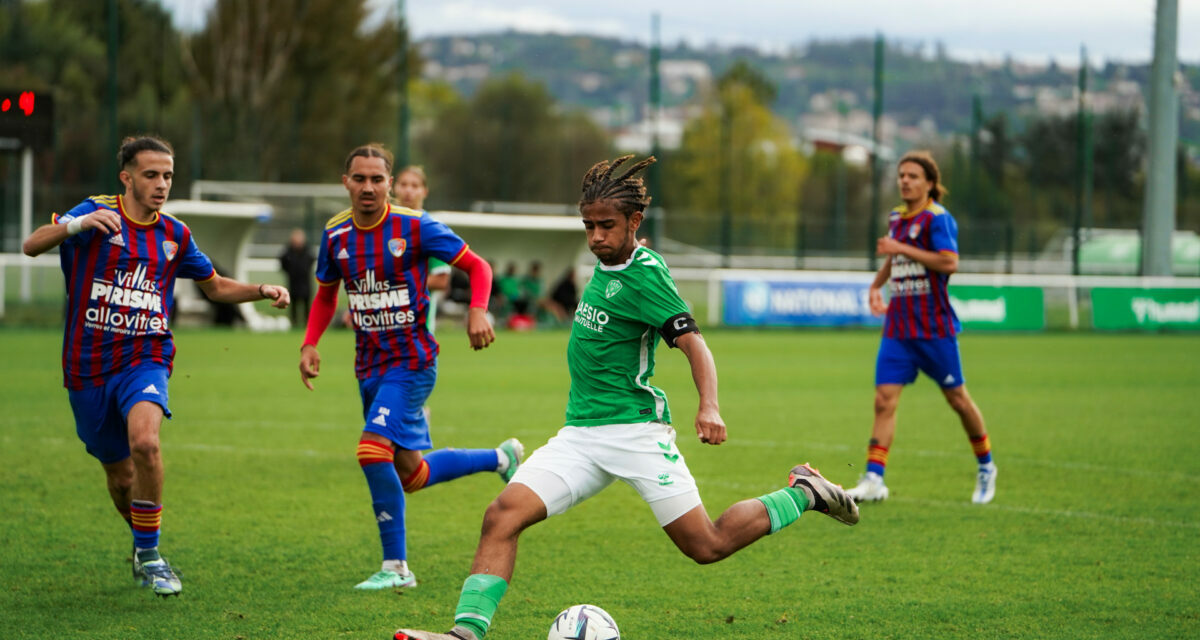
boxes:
[659,312,699,348]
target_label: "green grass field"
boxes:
[1,327,1197,639]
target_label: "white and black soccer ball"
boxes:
[547,603,620,640]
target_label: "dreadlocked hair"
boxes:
[579,155,657,217]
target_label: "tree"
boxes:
[183,0,403,182]
[415,73,610,207]
[666,65,807,254]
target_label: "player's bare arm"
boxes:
[876,236,958,274]
[197,276,291,308]
[676,331,726,446]
[868,255,893,315]
[22,209,123,257]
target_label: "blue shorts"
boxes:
[875,336,966,389]
[359,363,436,451]
[67,364,172,464]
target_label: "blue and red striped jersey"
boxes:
[315,203,469,379]
[882,201,962,339]
[54,195,216,389]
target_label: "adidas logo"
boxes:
[108,234,126,247]
[376,511,393,523]
[943,374,956,385]
[371,414,387,426]
[141,384,160,395]
[337,248,349,260]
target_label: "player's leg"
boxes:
[396,364,523,492]
[356,430,415,589]
[924,336,996,504]
[395,482,549,640]
[397,428,603,640]
[100,458,135,525]
[116,365,180,597]
[663,463,861,564]
[356,371,418,589]
[849,338,916,502]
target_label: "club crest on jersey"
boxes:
[908,223,922,239]
[388,238,406,258]
[605,280,623,298]
[162,240,178,261]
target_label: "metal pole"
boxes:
[1142,0,1179,277]
[868,33,884,271]
[647,12,663,249]
[719,107,732,266]
[106,0,119,194]
[19,146,32,302]
[396,0,411,167]
[1074,45,1093,277]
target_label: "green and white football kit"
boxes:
[511,246,703,526]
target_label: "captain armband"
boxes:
[659,312,700,348]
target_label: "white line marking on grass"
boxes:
[890,496,1200,531]
[720,438,1200,482]
[699,478,1200,531]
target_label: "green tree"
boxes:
[0,0,189,206]
[415,73,610,207]
[183,0,403,182]
[666,68,807,254]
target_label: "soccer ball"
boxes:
[547,604,620,640]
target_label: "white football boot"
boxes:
[972,462,997,504]
[846,471,890,503]
[788,463,860,525]
[394,626,478,640]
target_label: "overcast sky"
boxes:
[160,0,1197,65]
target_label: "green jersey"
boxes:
[565,246,690,426]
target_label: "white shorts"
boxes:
[510,422,702,527]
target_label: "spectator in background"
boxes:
[496,262,522,318]
[279,228,315,328]
[540,266,579,324]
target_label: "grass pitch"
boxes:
[1,327,1197,639]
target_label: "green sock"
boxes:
[756,486,810,534]
[454,573,509,638]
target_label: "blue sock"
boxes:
[423,448,500,488]
[361,461,407,561]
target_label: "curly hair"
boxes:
[579,155,657,217]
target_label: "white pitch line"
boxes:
[890,495,1200,531]
[720,438,1200,482]
[698,478,1199,531]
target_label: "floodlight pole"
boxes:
[1142,0,1179,277]
[397,0,411,167]
[868,33,884,271]
[19,146,32,301]
[106,0,119,194]
[647,12,663,249]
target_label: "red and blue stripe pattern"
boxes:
[55,195,215,390]
[882,203,962,339]
[314,203,469,379]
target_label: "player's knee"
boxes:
[128,435,160,461]
[874,391,897,416]
[943,388,972,414]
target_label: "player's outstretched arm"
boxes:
[197,276,291,308]
[676,331,726,446]
[22,210,123,257]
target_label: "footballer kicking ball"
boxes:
[547,604,620,640]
